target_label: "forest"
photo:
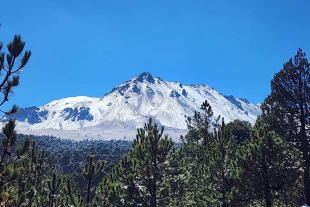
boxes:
[1,36,310,207]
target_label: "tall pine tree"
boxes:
[180,100,236,206]
[233,118,303,206]
[261,48,310,204]
[97,118,182,207]
[0,35,31,205]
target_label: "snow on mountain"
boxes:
[2,72,261,140]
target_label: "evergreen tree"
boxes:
[18,142,54,206]
[93,173,122,207]
[180,100,236,206]
[200,100,214,145]
[66,154,106,207]
[98,118,182,207]
[0,34,31,205]
[203,119,237,207]
[233,118,303,206]
[226,119,252,144]
[261,48,310,204]
[47,173,62,207]
[82,154,106,203]
[66,178,85,207]
[0,120,30,205]
[179,100,219,205]
[179,100,214,205]
[0,35,31,113]
[183,100,216,145]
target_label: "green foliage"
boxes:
[226,119,252,144]
[261,48,310,204]
[0,34,31,206]
[83,154,106,203]
[65,154,106,207]
[66,178,85,207]
[0,39,307,207]
[232,118,303,206]
[0,120,31,205]
[14,134,131,175]
[0,35,31,110]
[9,141,67,207]
[180,100,237,206]
[96,118,183,207]
[205,120,237,207]
[183,100,217,145]
[47,173,62,207]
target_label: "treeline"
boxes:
[0,34,310,206]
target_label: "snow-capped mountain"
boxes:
[2,72,261,140]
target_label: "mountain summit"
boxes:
[3,72,261,140]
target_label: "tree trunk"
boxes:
[300,104,310,205]
[304,166,310,205]
[262,146,272,207]
[151,195,156,207]
[264,186,272,207]
[86,178,92,203]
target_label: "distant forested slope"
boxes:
[4,134,132,174]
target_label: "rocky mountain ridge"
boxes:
[2,72,261,140]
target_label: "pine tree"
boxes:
[211,120,237,206]
[93,173,122,207]
[66,154,106,207]
[0,35,31,112]
[180,101,236,206]
[0,120,30,205]
[183,100,216,145]
[226,119,252,144]
[233,118,303,206]
[200,100,214,145]
[261,48,310,204]
[47,173,62,207]
[0,34,31,205]
[100,118,182,207]
[66,178,85,207]
[15,142,55,206]
[83,154,106,203]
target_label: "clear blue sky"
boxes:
[1,0,310,109]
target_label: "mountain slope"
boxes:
[2,72,261,140]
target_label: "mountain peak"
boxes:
[10,72,261,140]
[134,72,155,84]
[238,97,250,104]
[107,72,156,96]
